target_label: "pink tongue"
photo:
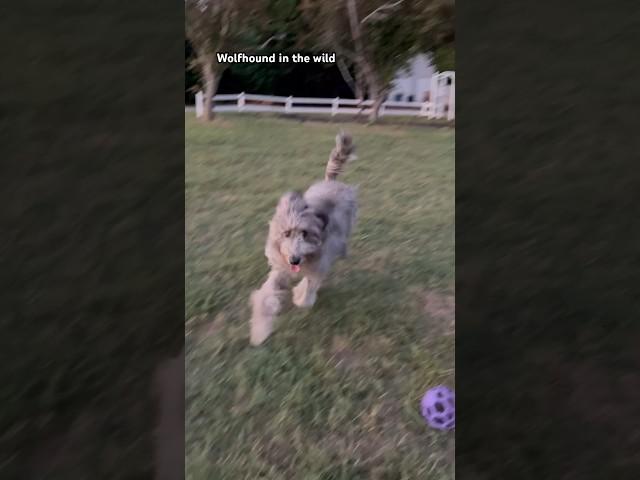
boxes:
[290,264,301,273]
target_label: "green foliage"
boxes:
[367,5,422,85]
[415,0,455,50]
[222,0,301,92]
[185,41,199,95]
[228,55,297,92]
[433,44,455,71]
[185,0,455,104]
[185,0,269,75]
[298,0,454,98]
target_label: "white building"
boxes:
[388,54,435,102]
[388,53,453,104]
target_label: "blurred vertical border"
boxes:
[0,1,185,478]
[456,1,640,478]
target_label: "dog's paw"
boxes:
[250,325,271,346]
[250,331,269,346]
[292,282,305,306]
[293,286,316,308]
[250,315,274,346]
[302,293,317,308]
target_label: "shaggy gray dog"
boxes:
[249,132,358,345]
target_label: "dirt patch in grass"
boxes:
[423,290,455,337]
[331,335,364,371]
[188,312,226,339]
[203,312,227,338]
[261,436,296,471]
[318,430,392,471]
[359,248,393,274]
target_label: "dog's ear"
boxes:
[277,191,306,215]
[279,191,303,204]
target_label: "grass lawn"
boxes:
[186,113,455,479]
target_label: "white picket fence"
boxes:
[195,72,455,120]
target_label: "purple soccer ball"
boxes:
[421,385,455,430]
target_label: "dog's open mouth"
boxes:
[290,264,301,273]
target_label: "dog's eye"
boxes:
[301,230,308,239]
[284,230,292,238]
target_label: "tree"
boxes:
[299,0,454,122]
[185,0,263,120]
[433,44,455,72]
[415,0,454,70]
[299,0,418,122]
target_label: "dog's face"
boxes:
[269,192,328,272]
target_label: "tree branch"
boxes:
[336,58,357,95]
[334,46,359,64]
[258,33,286,49]
[345,0,365,57]
[361,0,404,25]
[345,0,377,92]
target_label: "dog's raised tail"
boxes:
[325,131,356,181]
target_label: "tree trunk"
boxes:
[200,58,218,122]
[368,84,387,123]
[362,72,384,123]
[369,94,384,123]
[336,58,357,97]
[355,71,365,101]
[345,0,383,123]
[354,69,366,119]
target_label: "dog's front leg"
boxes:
[249,270,290,346]
[293,272,325,308]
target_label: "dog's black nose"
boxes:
[289,256,301,265]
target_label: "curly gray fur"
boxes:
[250,132,358,345]
[325,131,357,181]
